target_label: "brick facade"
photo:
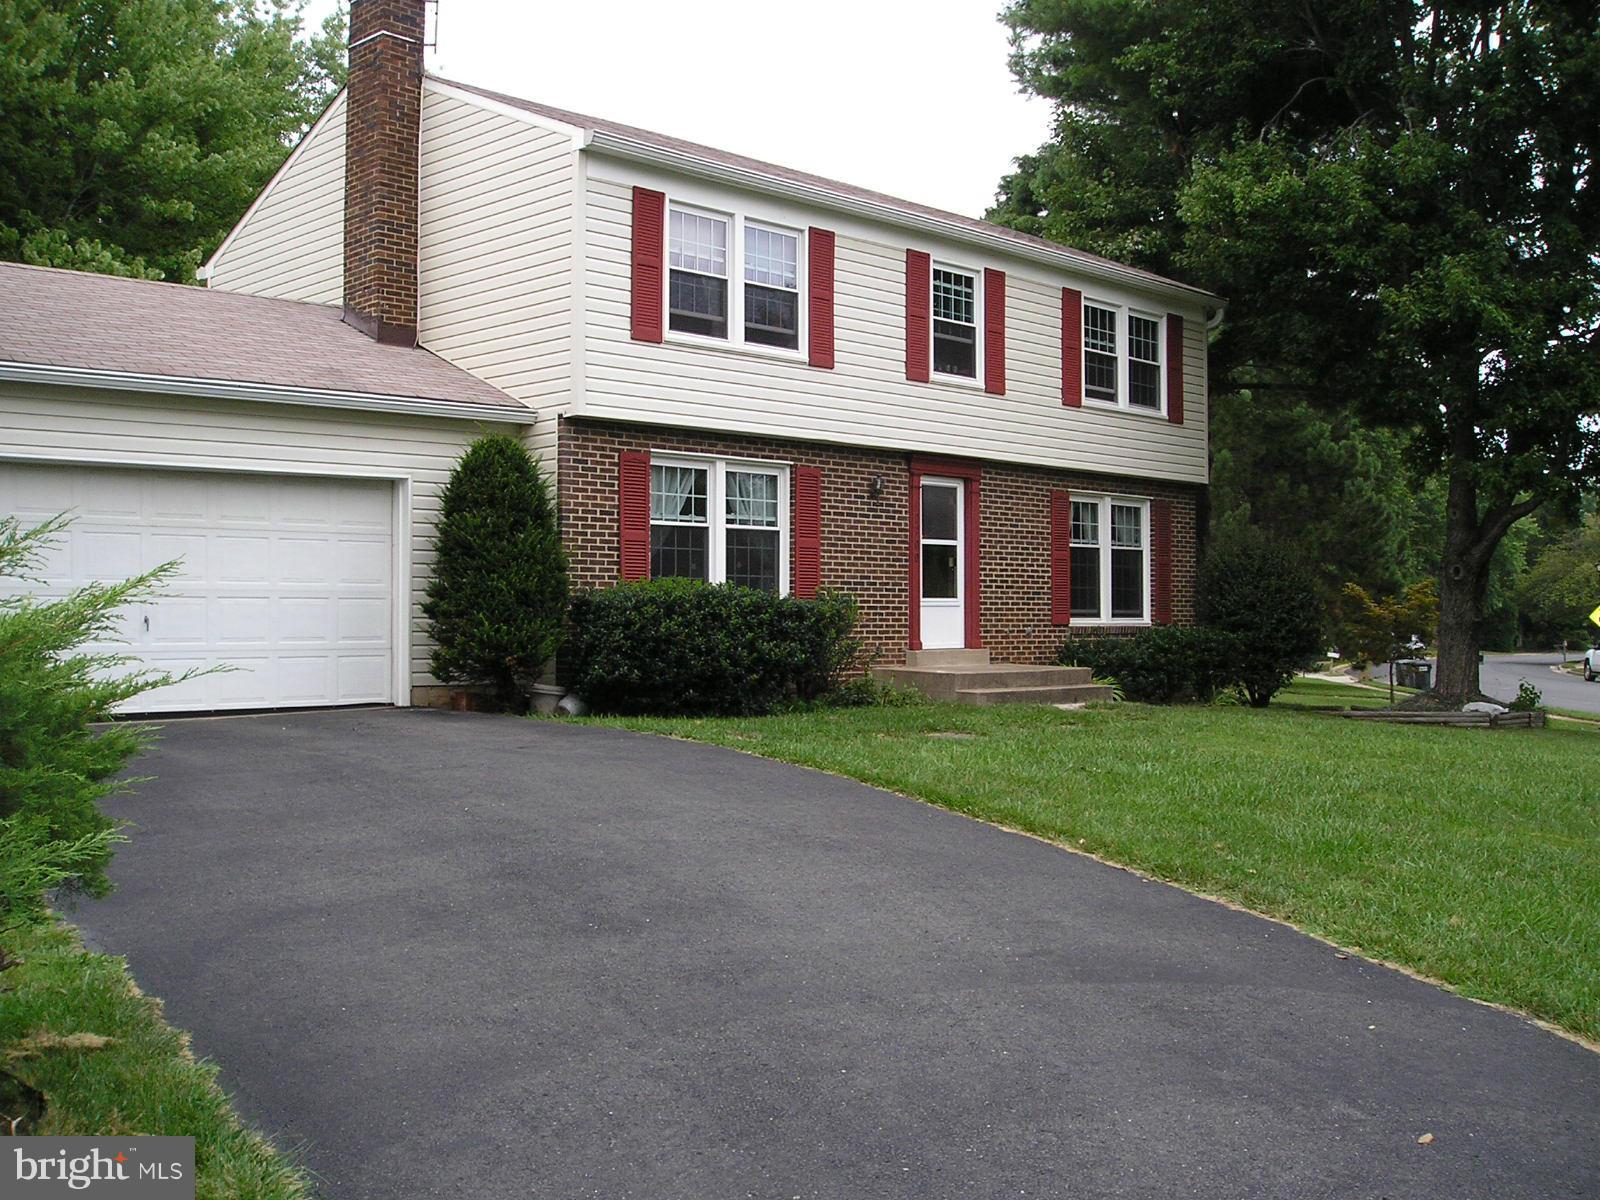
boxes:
[343,0,424,345]
[559,416,1201,669]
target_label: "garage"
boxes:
[0,461,400,713]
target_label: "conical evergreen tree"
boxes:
[423,435,567,711]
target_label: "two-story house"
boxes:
[0,0,1219,713]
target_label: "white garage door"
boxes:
[0,461,396,713]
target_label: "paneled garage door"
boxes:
[0,462,396,713]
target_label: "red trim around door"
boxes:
[907,455,984,651]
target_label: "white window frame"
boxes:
[929,259,984,387]
[649,452,791,595]
[1066,493,1151,626]
[664,201,806,361]
[1080,300,1167,417]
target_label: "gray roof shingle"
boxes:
[0,261,527,412]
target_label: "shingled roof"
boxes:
[432,75,1217,303]
[0,262,527,413]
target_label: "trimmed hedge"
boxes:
[1058,626,1247,704]
[568,579,861,716]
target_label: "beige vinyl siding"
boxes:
[0,383,522,692]
[579,175,1208,485]
[418,85,575,449]
[207,93,346,304]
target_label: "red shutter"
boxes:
[1050,490,1073,625]
[983,268,1006,395]
[794,465,822,598]
[905,249,931,382]
[1151,498,1173,624]
[1061,288,1083,407]
[808,228,835,369]
[1166,313,1184,424]
[630,188,665,343]
[618,450,651,581]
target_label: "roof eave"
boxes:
[0,362,533,424]
[584,130,1224,309]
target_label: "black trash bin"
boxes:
[1394,659,1433,690]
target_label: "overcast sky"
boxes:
[304,0,1054,218]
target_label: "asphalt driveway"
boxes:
[74,708,1598,1199]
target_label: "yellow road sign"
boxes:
[1591,603,1600,628]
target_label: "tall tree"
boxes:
[994,0,1600,706]
[0,0,346,282]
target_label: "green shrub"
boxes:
[568,579,862,716]
[1198,527,1325,707]
[1059,626,1245,703]
[423,434,568,712]
[0,516,187,908]
[1508,678,1543,712]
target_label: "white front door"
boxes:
[0,462,396,713]
[919,476,964,649]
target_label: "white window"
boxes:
[1083,304,1118,403]
[744,223,800,350]
[649,457,789,593]
[666,202,804,354]
[1082,302,1165,414]
[1128,313,1162,410]
[669,207,730,339]
[932,265,979,379]
[1068,495,1149,623]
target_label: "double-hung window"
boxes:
[668,208,729,339]
[667,202,803,353]
[1069,495,1149,622]
[1083,304,1118,403]
[932,265,979,379]
[744,224,800,350]
[650,458,788,593]
[1082,302,1164,414]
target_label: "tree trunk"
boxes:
[1426,456,1540,709]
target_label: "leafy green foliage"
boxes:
[1507,679,1543,713]
[0,818,120,934]
[1336,578,1439,667]
[0,515,190,907]
[1198,528,1325,706]
[1515,514,1600,645]
[0,0,346,282]
[994,0,1600,703]
[422,434,568,712]
[568,579,862,716]
[1059,626,1245,704]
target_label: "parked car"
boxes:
[1586,645,1600,683]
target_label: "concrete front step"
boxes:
[904,648,992,668]
[873,662,1106,705]
[954,683,1118,707]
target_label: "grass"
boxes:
[587,688,1600,1043]
[0,918,314,1199]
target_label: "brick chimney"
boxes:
[343,0,425,345]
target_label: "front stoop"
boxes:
[874,651,1116,706]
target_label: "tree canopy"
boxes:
[995,0,1600,704]
[0,0,345,282]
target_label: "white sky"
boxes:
[303,0,1054,218]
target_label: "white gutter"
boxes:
[585,130,1224,308]
[0,362,534,425]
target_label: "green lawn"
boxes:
[588,688,1600,1043]
[0,919,314,1199]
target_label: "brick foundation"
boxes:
[558,417,1200,668]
